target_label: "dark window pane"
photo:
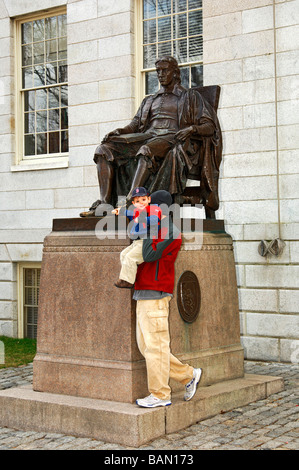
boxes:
[46,63,58,85]
[173,0,187,13]
[34,65,45,87]
[36,110,47,132]
[22,44,32,66]
[48,108,59,130]
[22,67,33,88]
[58,14,67,37]
[36,88,47,110]
[58,37,67,60]
[189,0,202,9]
[145,71,159,95]
[158,16,171,42]
[143,19,156,44]
[37,133,47,154]
[157,0,171,16]
[49,131,60,153]
[60,85,68,107]
[189,36,203,61]
[33,42,44,64]
[189,10,202,36]
[191,64,203,87]
[33,19,44,42]
[24,112,35,133]
[45,16,57,39]
[143,0,156,19]
[24,90,35,112]
[61,131,69,153]
[48,87,59,108]
[143,44,157,68]
[173,13,187,38]
[58,62,67,82]
[46,39,57,62]
[179,66,189,88]
[158,41,172,57]
[22,22,32,44]
[173,38,187,62]
[61,107,68,129]
[25,134,35,156]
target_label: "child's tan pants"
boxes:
[119,239,144,284]
[136,296,194,400]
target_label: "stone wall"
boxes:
[203,0,299,362]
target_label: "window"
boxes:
[18,264,41,339]
[15,9,68,163]
[137,0,203,97]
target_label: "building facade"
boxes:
[0,0,298,362]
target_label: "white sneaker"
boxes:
[184,368,202,401]
[136,394,171,408]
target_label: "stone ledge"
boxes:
[0,374,284,447]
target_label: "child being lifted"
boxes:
[112,187,162,289]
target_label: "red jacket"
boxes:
[134,219,182,293]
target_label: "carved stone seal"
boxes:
[177,271,201,323]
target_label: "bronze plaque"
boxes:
[177,271,201,323]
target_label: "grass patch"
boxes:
[0,336,36,369]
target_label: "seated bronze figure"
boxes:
[80,56,222,219]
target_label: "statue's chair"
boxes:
[180,85,222,219]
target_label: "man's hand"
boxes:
[102,128,124,143]
[175,126,195,142]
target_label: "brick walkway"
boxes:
[0,361,298,450]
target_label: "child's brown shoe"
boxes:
[114,279,134,289]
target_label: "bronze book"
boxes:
[109,132,152,143]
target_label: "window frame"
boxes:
[14,7,69,171]
[17,262,41,339]
[134,0,203,105]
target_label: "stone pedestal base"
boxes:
[0,374,284,447]
[33,218,244,403]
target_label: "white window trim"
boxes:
[13,7,69,172]
[17,262,41,339]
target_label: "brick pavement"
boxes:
[0,361,298,450]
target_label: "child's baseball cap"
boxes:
[131,187,149,198]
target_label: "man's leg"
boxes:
[96,155,114,204]
[136,296,202,406]
[136,297,172,402]
[127,157,151,200]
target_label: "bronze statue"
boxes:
[80,56,222,219]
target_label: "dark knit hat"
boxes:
[150,190,173,207]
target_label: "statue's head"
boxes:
[155,56,181,85]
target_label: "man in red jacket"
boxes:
[134,190,202,408]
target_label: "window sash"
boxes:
[18,263,41,339]
[15,8,68,162]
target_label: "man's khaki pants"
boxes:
[120,239,144,284]
[136,296,194,400]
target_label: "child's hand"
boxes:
[112,207,120,215]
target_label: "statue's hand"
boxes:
[175,126,194,142]
[102,128,123,143]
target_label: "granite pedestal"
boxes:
[32,218,244,403]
